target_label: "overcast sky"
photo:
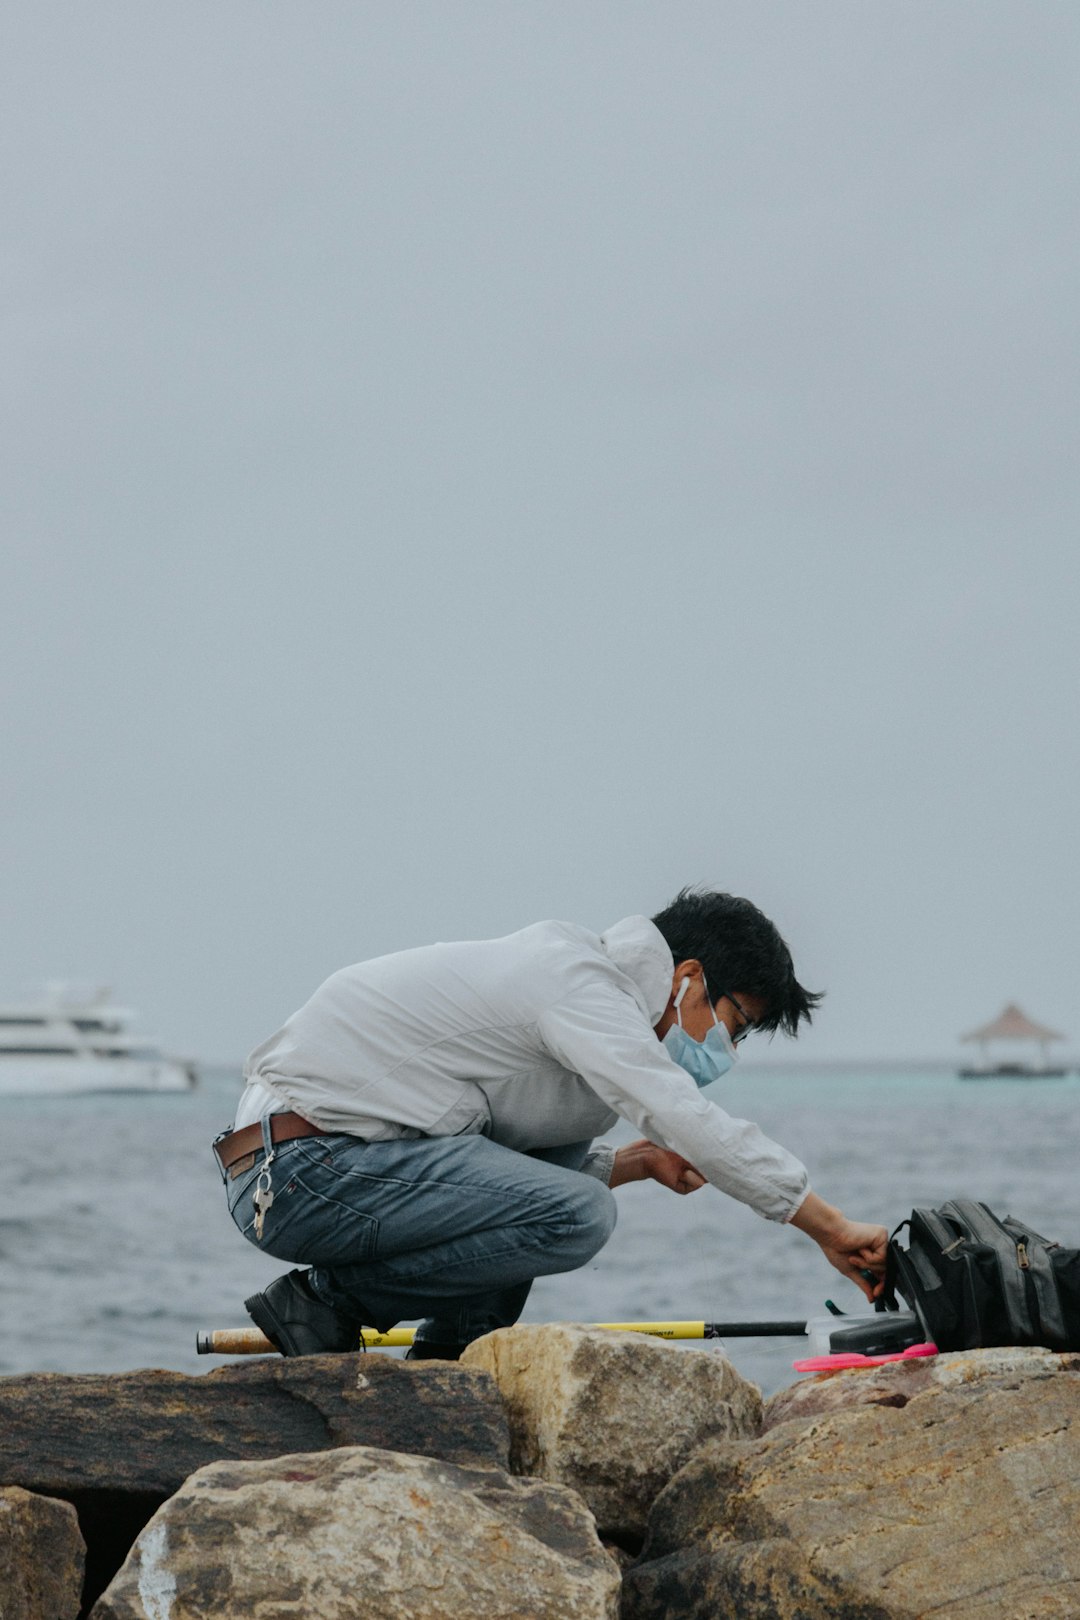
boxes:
[4,4,1079,1064]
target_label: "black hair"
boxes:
[650,888,822,1037]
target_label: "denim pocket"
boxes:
[226,1158,264,1219]
[229,1140,380,1265]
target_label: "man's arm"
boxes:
[789,1191,888,1301]
[537,986,888,1293]
[579,1144,616,1184]
[609,1138,706,1194]
[536,985,809,1222]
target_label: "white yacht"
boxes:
[0,985,197,1096]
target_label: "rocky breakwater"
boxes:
[0,1350,508,1617]
[623,1345,1080,1619]
[5,1330,1079,1619]
[0,1325,759,1619]
[460,1320,762,1546]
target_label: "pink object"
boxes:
[793,1342,939,1373]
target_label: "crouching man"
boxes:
[216,889,887,1357]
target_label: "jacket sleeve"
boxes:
[536,985,810,1223]
[580,1143,616,1185]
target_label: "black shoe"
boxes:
[245,1269,363,1357]
[406,1339,467,1361]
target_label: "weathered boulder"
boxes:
[624,1354,1080,1619]
[0,1353,506,1613]
[763,1343,1080,1432]
[460,1324,761,1541]
[91,1444,621,1620]
[0,1352,507,1490]
[0,1486,85,1620]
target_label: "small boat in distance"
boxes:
[0,984,197,1096]
[958,1003,1068,1079]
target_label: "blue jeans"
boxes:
[226,1132,617,1348]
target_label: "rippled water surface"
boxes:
[3,1065,1075,1395]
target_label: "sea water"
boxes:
[2,1065,1075,1396]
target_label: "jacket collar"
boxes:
[599,915,674,1025]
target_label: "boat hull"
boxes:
[0,1058,197,1097]
[957,1066,1068,1080]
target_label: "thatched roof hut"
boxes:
[959,1003,1067,1077]
[962,1003,1064,1044]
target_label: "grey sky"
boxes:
[5,4,1079,1064]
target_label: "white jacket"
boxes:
[237,915,810,1223]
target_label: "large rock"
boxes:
[763,1343,1080,1432]
[0,1486,85,1620]
[460,1324,761,1542]
[91,1444,621,1620]
[624,1353,1080,1619]
[0,1354,506,1613]
[0,1353,508,1491]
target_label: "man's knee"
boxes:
[562,1177,617,1264]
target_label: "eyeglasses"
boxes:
[722,991,757,1045]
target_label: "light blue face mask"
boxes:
[662,977,737,1089]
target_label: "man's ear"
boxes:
[656,960,704,1038]
[670,959,703,1002]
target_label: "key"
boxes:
[253,1173,274,1241]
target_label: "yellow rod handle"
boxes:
[197,1321,709,1356]
[600,1320,707,1339]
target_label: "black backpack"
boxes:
[884,1199,1080,1352]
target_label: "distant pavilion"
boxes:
[959,1003,1067,1078]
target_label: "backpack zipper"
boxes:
[943,1200,1036,1341]
[917,1207,965,1254]
[1005,1221,1068,1344]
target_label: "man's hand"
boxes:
[789,1192,888,1301]
[610,1139,707,1195]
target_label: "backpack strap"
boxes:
[876,1220,906,1313]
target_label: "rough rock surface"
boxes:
[0,1353,506,1612]
[91,1444,621,1620]
[0,1485,85,1620]
[763,1343,1080,1431]
[624,1354,1080,1619]
[0,1352,507,1491]
[460,1323,761,1541]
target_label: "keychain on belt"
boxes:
[253,1115,276,1240]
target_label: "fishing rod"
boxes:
[199,1297,926,1359]
[197,1318,811,1356]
